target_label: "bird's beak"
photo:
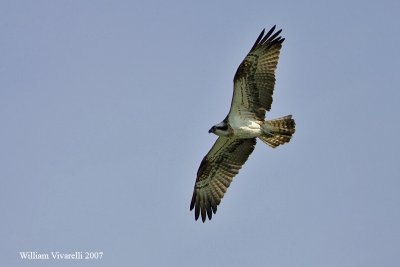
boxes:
[208,127,214,134]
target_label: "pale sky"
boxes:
[1,0,400,266]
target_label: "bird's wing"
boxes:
[190,137,256,222]
[228,25,284,121]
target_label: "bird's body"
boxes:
[190,26,296,222]
[230,116,263,138]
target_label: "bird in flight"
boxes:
[190,26,295,222]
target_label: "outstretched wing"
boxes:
[190,137,256,222]
[229,25,284,120]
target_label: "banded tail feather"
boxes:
[259,115,295,148]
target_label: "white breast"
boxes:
[229,113,262,138]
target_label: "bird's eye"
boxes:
[217,125,228,131]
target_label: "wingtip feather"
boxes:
[250,28,266,51]
[190,191,196,211]
[250,25,284,52]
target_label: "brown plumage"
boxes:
[190,26,295,222]
[190,138,256,221]
[230,25,284,120]
[259,115,296,148]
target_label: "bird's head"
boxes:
[209,122,230,136]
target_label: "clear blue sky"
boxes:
[1,0,400,266]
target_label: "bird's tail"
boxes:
[259,115,295,148]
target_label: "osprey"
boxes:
[190,26,296,222]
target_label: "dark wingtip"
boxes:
[195,206,200,220]
[250,28,266,52]
[268,29,282,42]
[264,25,277,40]
[250,25,283,52]
[190,191,196,211]
[206,206,212,220]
